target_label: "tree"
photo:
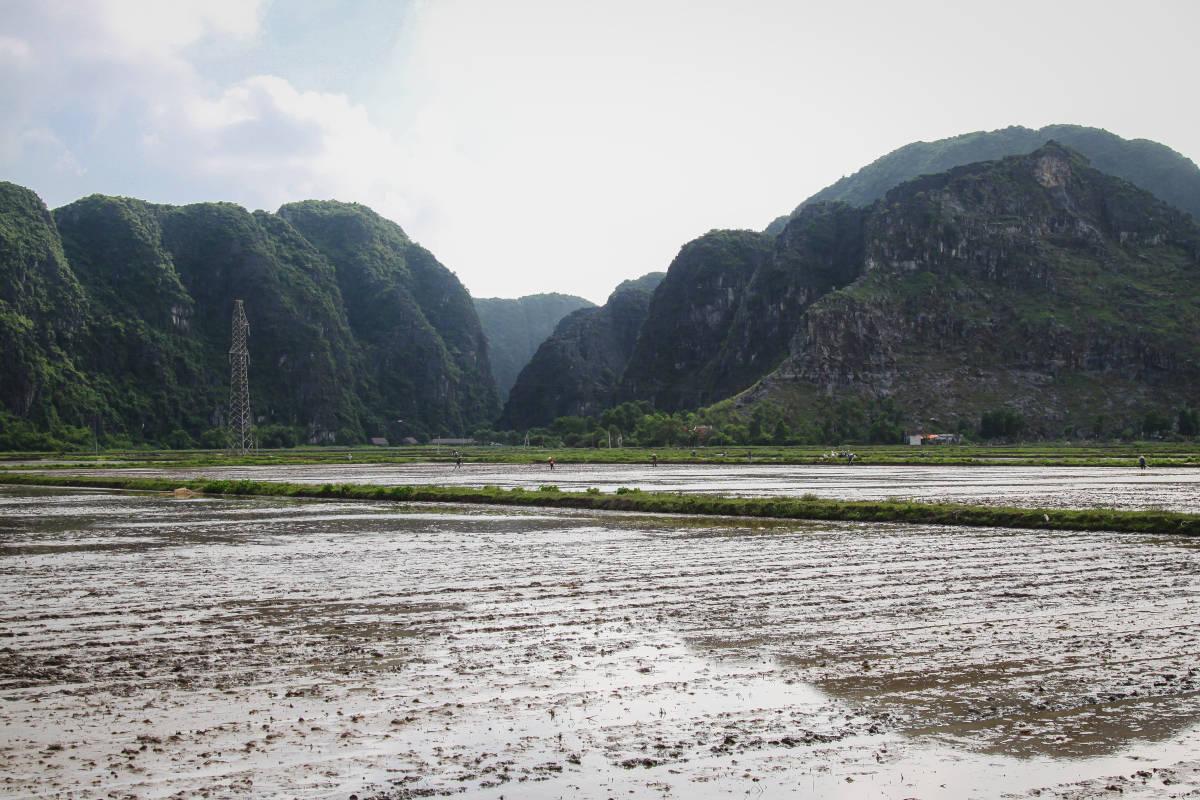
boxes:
[1178,407,1199,437]
[551,416,591,437]
[980,408,1025,440]
[1142,410,1172,438]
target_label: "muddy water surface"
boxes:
[2,487,1199,798]
[48,462,1200,512]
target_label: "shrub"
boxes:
[1179,408,1199,437]
[980,408,1025,440]
[163,429,194,450]
[198,428,228,449]
[1143,410,1173,437]
[257,424,300,449]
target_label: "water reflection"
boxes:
[1,487,1198,799]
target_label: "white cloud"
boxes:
[21,128,86,177]
[0,0,268,201]
[0,35,32,65]
[87,0,259,54]
[0,0,423,248]
[1,0,1198,302]
[160,75,404,209]
[377,0,1200,300]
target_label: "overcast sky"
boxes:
[2,0,1198,302]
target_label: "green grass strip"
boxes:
[3,443,1200,469]
[2,472,1198,536]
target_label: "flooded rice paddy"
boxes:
[50,461,1200,513]
[2,486,1200,798]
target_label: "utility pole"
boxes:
[228,299,253,455]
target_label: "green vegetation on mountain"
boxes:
[621,204,869,412]
[474,293,595,399]
[765,124,1200,234]
[747,143,1200,436]
[0,183,498,449]
[618,230,771,410]
[500,274,663,429]
[5,125,1199,450]
[278,201,499,438]
[517,143,1200,441]
[0,183,93,448]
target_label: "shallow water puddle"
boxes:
[42,461,1200,511]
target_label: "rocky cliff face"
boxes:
[0,182,498,447]
[279,201,498,438]
[620,206,869,411]
[618,231,767,410]
[473,293,596,400]
[0,183,89,425]
[501,274,663,429]
[755,143,1200,433]
[765,124,1200,234]
[541,143,1200,436]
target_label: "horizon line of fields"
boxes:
[2,441,1200,469]
[2,472,1198,537]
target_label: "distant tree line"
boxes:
[3,403,1198,451]
[474,399,912,448]
[472,402,1200,449]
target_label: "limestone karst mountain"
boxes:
[0,184,498,447]
[500,273,664,429]
[764,124,1200,235]
[750,143,1200,434]
[620,144,1200,435]
[473,293,596,401]
[5,125,1200,447]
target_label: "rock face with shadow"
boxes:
[473,293,595,401]
[552,143,1200,436]
[752,143,1200,434]
[501,273,663,429]
[619,204,869,412]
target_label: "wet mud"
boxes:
[2,486,1199,798]
[36,462,1200,513]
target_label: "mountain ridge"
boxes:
[520,142,1200,438]
[765,124,1200,235]
[473,293,596,401]
[0,183,498,448]
[500,273,664,429]
[742,142,1200,435]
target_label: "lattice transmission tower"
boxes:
[228,299,254,454]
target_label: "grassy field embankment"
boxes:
[2,442,1199,469]
[2,472,1197,536]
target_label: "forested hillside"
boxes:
[765,124,1200,234]
[474,293,595,400]
[501,274,663,429]
[0,184,498,449]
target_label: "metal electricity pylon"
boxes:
[228,299,254,455]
